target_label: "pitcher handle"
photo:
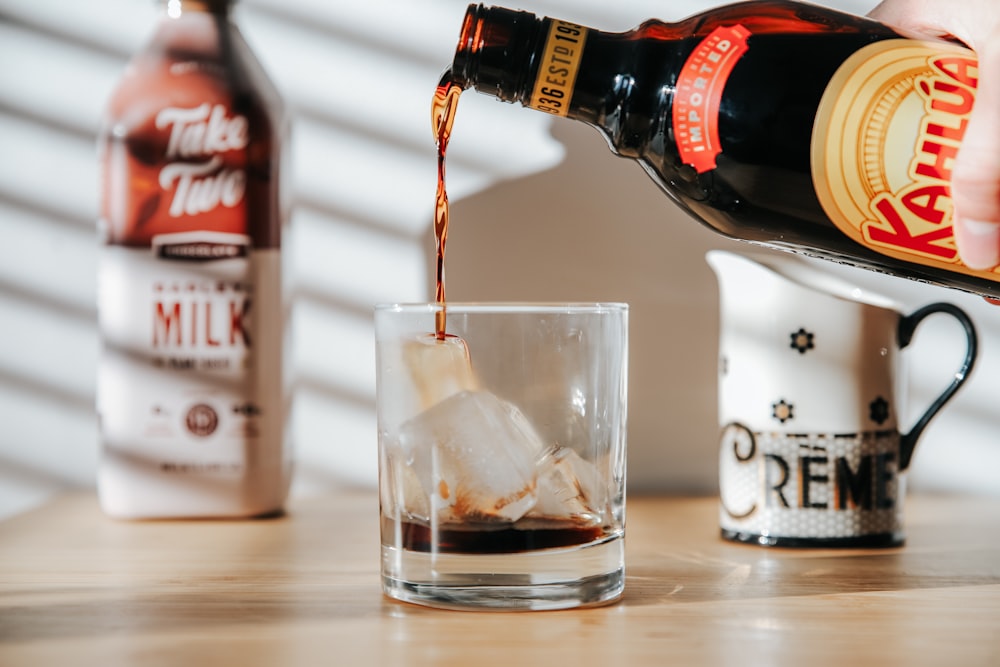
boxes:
[897,302,978,471]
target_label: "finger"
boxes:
[867,1,960,41]
[953,27,1000,270]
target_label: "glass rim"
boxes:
[374,302,629,314]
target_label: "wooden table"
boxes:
[2,492,999,666]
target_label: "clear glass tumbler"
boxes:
[375,303,628,610]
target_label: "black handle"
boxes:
[897,302,978,471]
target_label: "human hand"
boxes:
[868,0,1000,271]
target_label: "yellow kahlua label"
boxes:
[811,39,997,279]
[528,19,587,117]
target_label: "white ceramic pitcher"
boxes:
[706,250,977,547]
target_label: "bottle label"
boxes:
[98,94,284,483]
[97,241,284,472]
[529,19,588,116]
[811,40,996,279]
[157,104,249,219]
[674,25,751,173]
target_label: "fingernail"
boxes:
[956,219,1000,270]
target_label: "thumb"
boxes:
[953,28,1000,270]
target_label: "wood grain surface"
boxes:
[2,492,999,666]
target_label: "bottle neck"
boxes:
[450,5,640,146]
[159,0,233,17]
[147,0,237,58]
[451,5,546,105]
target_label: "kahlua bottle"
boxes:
[97,0,290,518]
[440,1,995,297]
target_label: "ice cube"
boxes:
[380,449,431,522]
[397,390,543,523]
[379,333,480,433]
[529,447,602,524]
[404,333,479,409]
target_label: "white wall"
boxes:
[0,0,996,520]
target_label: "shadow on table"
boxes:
[620,497,1000,608]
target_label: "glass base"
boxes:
[381,535,624,611]
[721,528,905,548]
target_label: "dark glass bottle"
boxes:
[97,0,290,518]
[446,1,993,297]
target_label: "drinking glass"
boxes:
[375,303,628,610]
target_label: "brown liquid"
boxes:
[388,516,609,554]
[421,74,611,555]
[431,72,463,339]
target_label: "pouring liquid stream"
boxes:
[431,71,463,340]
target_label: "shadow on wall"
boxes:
[432,119,747,494]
